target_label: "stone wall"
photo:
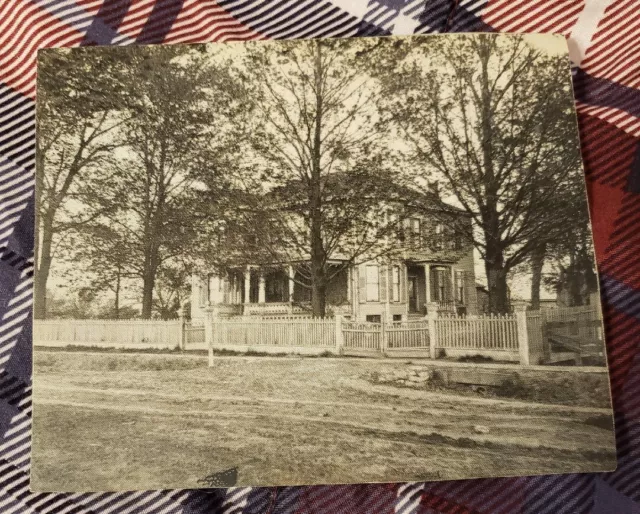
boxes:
[370,361,612,408]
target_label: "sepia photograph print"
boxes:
[32,34,616,491]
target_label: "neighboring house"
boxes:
[536,299,558,311]
[191,184,477,323]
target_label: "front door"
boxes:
[408,276,418,313]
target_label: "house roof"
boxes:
[268,171,468,216]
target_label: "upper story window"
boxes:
[402,217,421,245]
[365,265,380,302]
[434,224,444,250]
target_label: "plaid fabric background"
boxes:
[1,0,639,512]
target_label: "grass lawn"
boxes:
[31,350,617,491]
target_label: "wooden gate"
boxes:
[545,319,605,365]
[341,321,382,355]
[387,320,430,349]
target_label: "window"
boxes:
[434,268,446,302]
[410,218,421,244]
[392,266,400,302]
[365,265,380,302]
[455,270,465,304]
[366,314,382,323]
[435,224,444,250]
[392,314,403,323]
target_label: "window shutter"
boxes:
[459,270,467,304]
[379,265,387,302]
[389,266,396,302]
[400,266,406,304]
[358,265,366,304]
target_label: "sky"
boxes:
[43,33,580,305]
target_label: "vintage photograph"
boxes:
[32,34,616,491]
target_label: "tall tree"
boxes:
[35,49,129,318]
[84,46,237,318]
[214,39,402,317]
[380,34,586,313]
[62,223,134,319]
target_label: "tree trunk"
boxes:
[309,41,326,318]
[114,269,121,319]
[141,270,155,318]
[485,246,509,314]
[34,215,54,319]
[141,239,160,318]
[311,280,326,319]
[530,243,546,311]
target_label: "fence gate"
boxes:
[341,321,382,355]
[387,320,430,350]
[534,306,605,365]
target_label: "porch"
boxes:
[405,263,465,316]
[200,263,351,318]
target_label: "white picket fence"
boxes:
[435,314,518,351]
[212,318,336,349]
[342,321,383,351]
[34,305,603,365]
[34,319,182,348]
[184,323,205,346]
[388,320,430,349]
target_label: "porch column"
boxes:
[258,270,266,303]
[244,266,251,304]
[347,266,352,306]
[209,275,222,305]
[288,265,295,303]
[236,272,242,304]
[423,264,431,308]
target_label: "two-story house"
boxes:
[190,183,477,323]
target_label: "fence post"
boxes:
[205,307,214,367]
[335,315,344,355]
[178,314,186,351]
[380,319,387,356]
[513,301,530,366]
[427,302,439,359]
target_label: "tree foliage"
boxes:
[196,39,404,317]
[378,34,589,312]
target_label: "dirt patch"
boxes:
[31,349,617,490]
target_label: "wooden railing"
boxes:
[242,302,308,316]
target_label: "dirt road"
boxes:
[31,351,616,491]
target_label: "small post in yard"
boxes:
[513,300,530,366]
[380,318,387,356]
[204,306,214,367]
[178,314,186,351]
[426,302,439,359]
[335,315,344,355]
